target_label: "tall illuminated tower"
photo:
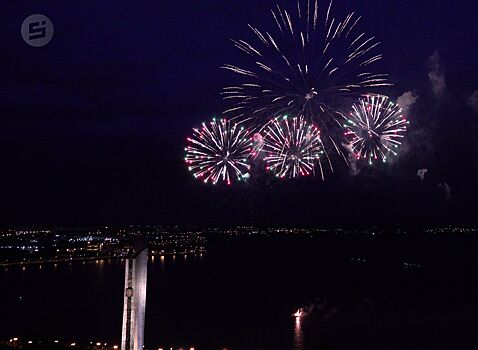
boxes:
[121,247,148,350]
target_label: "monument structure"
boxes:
[121,246,148,350]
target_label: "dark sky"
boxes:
[0,0,477,226]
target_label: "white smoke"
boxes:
[342,143,359,176]
[427,51,446,97]
[294,299,326,319]
[467,90,478,111]
[438,182,451,199]
[417,169,428,181]
[397,91,419,113]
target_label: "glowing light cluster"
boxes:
[261,116,324,179]
[185,118,253,185]
[343,95,409,164]
[293,308,304,318]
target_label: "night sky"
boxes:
[0,0,477,226]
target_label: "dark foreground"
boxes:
[1,231,477,349]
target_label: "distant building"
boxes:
[121,247,148,350]
[86,243,102,251]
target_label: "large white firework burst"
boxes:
[185,118,253,185]
[222,0,390,123]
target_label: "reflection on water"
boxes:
[294,315,304,350]
[151,253,206,269]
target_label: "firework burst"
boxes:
[260,115,325,179]
[343,95,409,164]
[185,118,253,185]
[222,0,390,124]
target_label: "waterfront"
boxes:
[1,233,478,349]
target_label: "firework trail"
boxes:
[222,0,390,123]
[185,118,253,185]
[343,95,409,165]
[260,115,325,179]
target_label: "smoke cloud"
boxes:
[397,91,419,113]
[467,90,478,111]
[342,143,359,176]
[438,182,451,199]
[427,51,446,97]
[417,169,428,181]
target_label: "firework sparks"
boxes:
[260,115,324,179]
[222,0,390,123]
[343,95,410,164]
[185,118,253,185]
